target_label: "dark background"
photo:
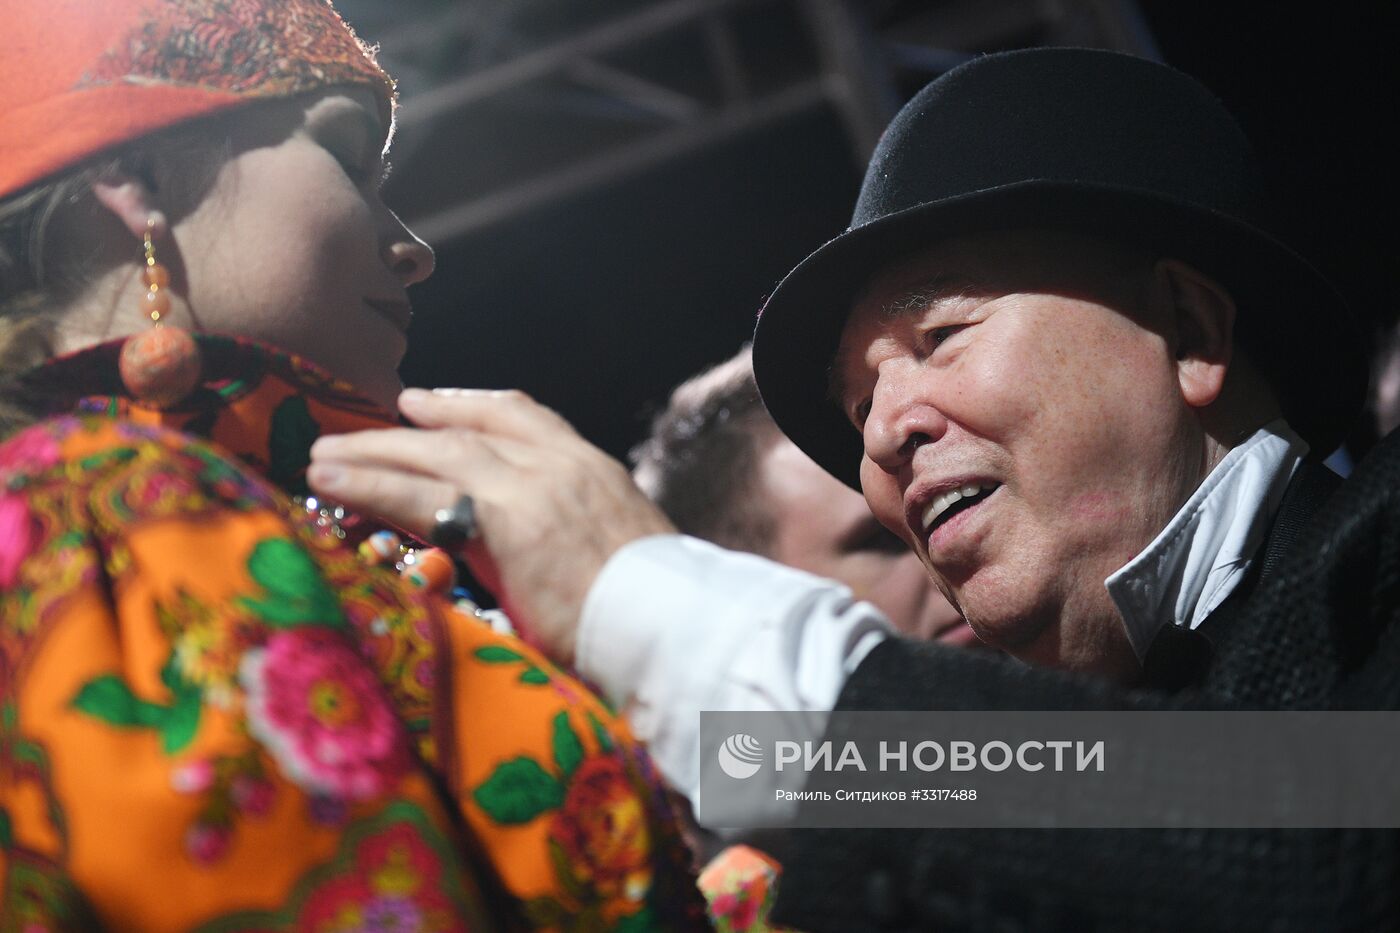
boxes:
[339,0,1394,461]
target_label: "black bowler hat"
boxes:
[752,47,1366,490]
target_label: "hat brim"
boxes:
[753,179,1367,491]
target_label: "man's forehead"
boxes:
[825,229,1157,403]
[866,272,985,322]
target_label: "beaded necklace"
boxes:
[293,493,513,634]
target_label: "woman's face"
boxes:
[172,87,434,408]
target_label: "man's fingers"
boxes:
[309,425,525,479]
[306,401,679,667]
[397,387,579,445]
[306,461,460,540]
[306,460,508,598]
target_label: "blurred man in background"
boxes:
[631,346,974,645]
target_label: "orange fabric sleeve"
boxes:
[0,416,706,931]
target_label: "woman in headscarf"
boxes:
[0,1,706,929]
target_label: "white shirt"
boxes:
[577,421,1308,808]
[1106,420,1307,660]
[577,539,889,803]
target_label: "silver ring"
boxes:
[430,494,478,551]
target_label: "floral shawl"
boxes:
[0,336,707,931]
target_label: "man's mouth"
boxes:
[921,482,1000,535]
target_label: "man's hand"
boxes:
[307,387,676,663]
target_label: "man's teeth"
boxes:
[922,484,995,532]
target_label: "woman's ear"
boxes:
[90,171,167,241]
[1154,258,1235,409]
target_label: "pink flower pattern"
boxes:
[700,844,786,932]
[241,628,410,800]
[185,821,231,865]
[0,494,36,589]
[0,426,60,474]
[0,426,60,588]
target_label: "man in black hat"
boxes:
[310,47,1399,930]
[734,47,1395,931]
[749,47,1364,689]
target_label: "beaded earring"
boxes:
[118,215,202,407]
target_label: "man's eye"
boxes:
[924,324,965,350]
[852,399,872,429]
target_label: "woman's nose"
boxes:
[382,210,435,286]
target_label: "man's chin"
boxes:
[965,612,1052,661]
[961,599,1090,668]
[983,616,1141,682]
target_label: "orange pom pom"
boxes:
[402,547,456,592]
[358,530,402,565]
[119,326,202,408]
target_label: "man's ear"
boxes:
[90,171,167,241]
[1154,258,1235,409]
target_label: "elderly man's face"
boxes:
[833,231,1209,677]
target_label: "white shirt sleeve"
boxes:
[576,534,890,807]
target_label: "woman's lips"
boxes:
[365,298,413,334]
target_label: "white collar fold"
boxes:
[1105,420,1309,661]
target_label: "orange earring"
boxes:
[119,215,202,408]
[140,220,171,324]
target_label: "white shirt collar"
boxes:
[1105,419,1309,661]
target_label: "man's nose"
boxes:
[863,371,948,472]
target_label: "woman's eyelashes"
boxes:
[331,147,388,189]
[314,121,385,189]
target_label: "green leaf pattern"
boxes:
[473,643,554,687]
[235,538,345,628]
[551,711,584,779]
[588,711,615,754]
[471,757,565,825]
[70,534,344,756]
[267,396,319,495]
[70,669,203,755]
[473,646,526,663]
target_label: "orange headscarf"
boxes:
[0,0,393,200]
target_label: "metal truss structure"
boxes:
[337,0,1160,245]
